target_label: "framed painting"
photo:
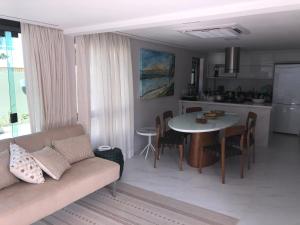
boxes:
[139,49,175,99]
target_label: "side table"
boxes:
[94,148,124,179]
[136,127,157,160]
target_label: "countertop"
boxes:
[179,100,272,109]
[168,112,240,133]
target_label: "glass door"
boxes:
[0,31,30,140]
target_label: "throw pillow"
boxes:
[31,146,71,180]
[52,134,94,164]
[9,143,45,184]
[0,150,19,190]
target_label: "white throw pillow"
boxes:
[9,143,45,184]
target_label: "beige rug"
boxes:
[33,183,238,225]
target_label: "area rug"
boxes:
[33,183,239,225]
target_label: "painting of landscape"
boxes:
[140,49,175,99]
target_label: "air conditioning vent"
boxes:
[175,24,247,39]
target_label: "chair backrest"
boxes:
[155,116,162,148]
[246,112,257,131]
[246,112,257,140]
[186,107,202,113]
[162,110,173,135]
[222,125,246,150]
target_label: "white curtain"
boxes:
[75,36,91,135]
[21,23,76,132]
[76,33,134,159]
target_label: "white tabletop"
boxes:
[136,127,157,136]
[168,112,240,133]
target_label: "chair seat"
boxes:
[160,130,184,145]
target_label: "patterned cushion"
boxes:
[31,146,71,180]
[9,144,45,184]
[0,150,19,190]
[52,134,94,164]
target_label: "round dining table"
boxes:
[168,112,240,168]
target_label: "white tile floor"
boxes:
[122,133,300,225]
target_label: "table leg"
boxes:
[140,136,156,160]
[139,144,149,156]
[189,132,218,168]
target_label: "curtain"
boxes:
[75,33,134,159]
[75,36,91,134]
[21,23,76,132]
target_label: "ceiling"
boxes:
[122,10,300,51]
[0,0,253,28]
[2,0,300,51]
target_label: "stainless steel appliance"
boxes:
[272,64,300,135]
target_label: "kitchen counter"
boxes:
[179,100,272,109]
[179,100,272,146]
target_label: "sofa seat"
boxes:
[0,157,120,225]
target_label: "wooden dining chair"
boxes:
[155,115,185,170]
[220,125,246,184]
[246,112,257,168]
[186,107,202,113]
[162,110,184,151]
[162,110,174,137]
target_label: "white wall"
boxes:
[130,38,204,152]
[206,49,300,92]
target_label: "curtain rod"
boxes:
[0,15,60,29]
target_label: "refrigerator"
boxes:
[272,64,300,135]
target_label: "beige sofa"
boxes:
[0,124,120,225]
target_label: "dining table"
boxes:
[168,112,240,168]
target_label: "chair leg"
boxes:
[221,139,225,184]
[252,144,256,164]
[198,147,204,173]
[178,144,184,171]
[240,150,245,179]
[157,143,161,160]
[161,144,164,155]
[154,147,157,168]
[247,143,251,170]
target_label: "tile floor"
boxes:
[122,133,300,225]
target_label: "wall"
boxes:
[205,49,300,92]
[130,38,204,152]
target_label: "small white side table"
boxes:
[136,127,157,159]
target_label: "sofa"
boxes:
[0,124,120,225]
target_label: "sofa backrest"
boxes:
[0,138,12,154]
[0,124,85,153]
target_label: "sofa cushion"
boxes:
[31,146,71,180]
[9,144,45,184]
[0,157,120,225]
[0,150,19,190]
[52,134,94,164]
[14,124,85,153]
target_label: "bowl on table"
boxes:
[204,112,218,119]
[211,110,225,117]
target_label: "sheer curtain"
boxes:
[76,33,134,159]
[21,23,76,132]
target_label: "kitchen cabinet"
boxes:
[206,64,274,80]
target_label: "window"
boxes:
[0,19,30,140]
